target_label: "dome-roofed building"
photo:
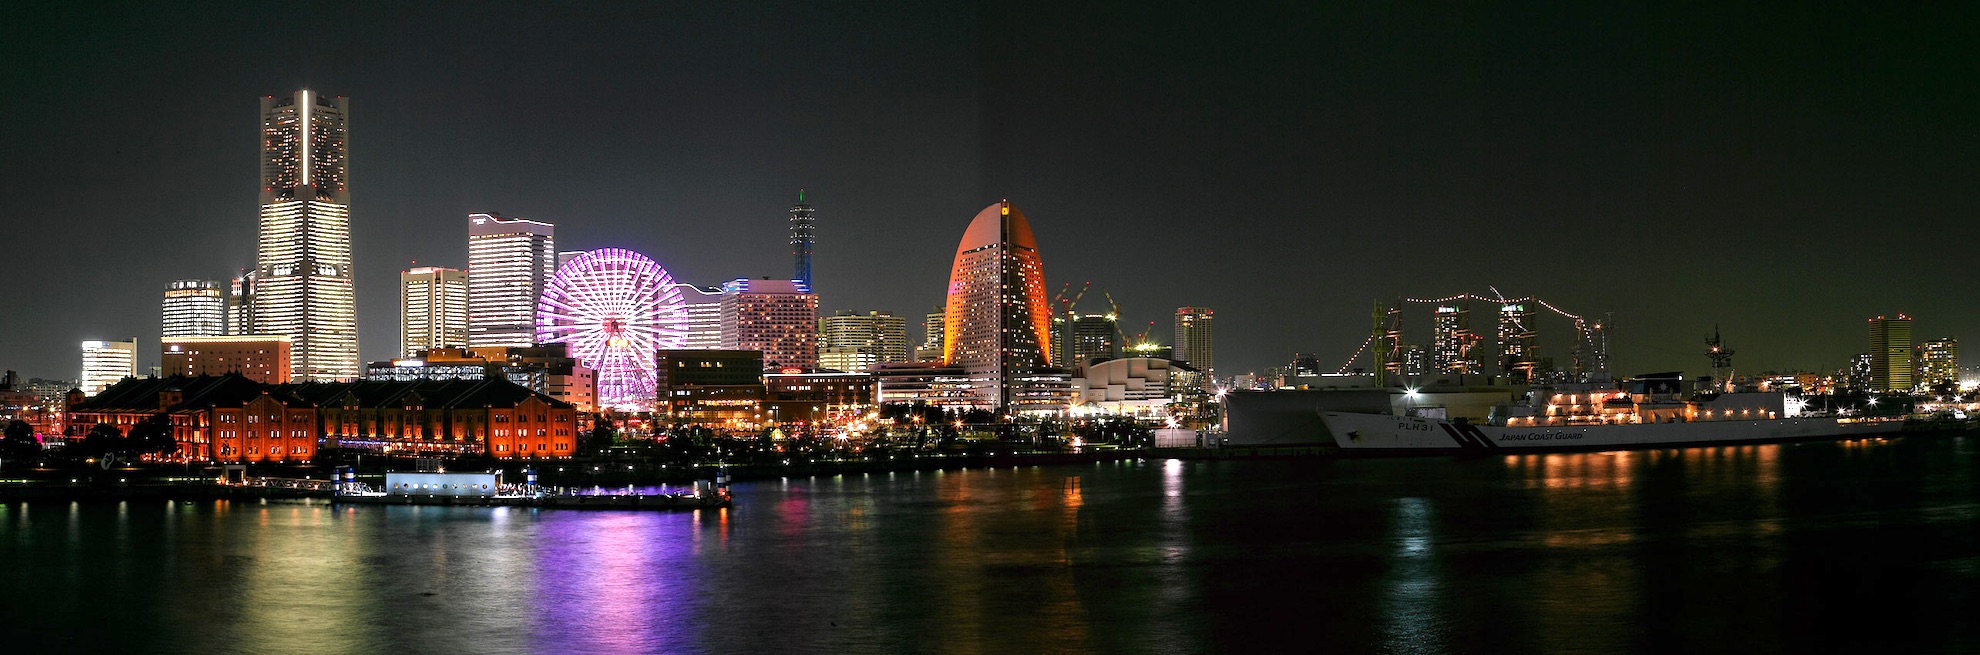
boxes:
[942,200,1071,413]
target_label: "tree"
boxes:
[79,422,126,459]
[126,414,178,456]
[1,419,39,464]
[580,419,617,456]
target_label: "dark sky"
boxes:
[4,2,1977,382]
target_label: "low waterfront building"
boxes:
[657,350,765,427]
[1075,357,1190,418]
[764,370,873,424]
[869,362,976,410]
[66,374,578,463]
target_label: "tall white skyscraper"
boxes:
[80,339,137,396]
[666,282,726,349]
[162,279,226,338]
[401,266,469,358]
[468,213,556,349]
[255,90,357,381]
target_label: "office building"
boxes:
[80,338,138,396]
[916,308,946,362]
[1174,307,1215,386]
[719,278,818,370]
[161,335,292,384]
[226,274,253,336]
[942,200,1070,413]
[162,279,226,339]
[468,213,556,349]
[667,282,726,349]
[1918,337,1958,390]
[1065,314,1120,367]
[819,310,909,372]
[401,266,469,358]
[255,90,357,381]
[1868,314,1913,393]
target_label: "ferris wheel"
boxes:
[535,248,687,411]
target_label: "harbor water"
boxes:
[5,435,1979,653]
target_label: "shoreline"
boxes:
[0,447,1335,502]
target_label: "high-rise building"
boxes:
[468,213,556,349]
[401,266,469,358]
[789,190,816,291]
[255,90,357,381]
[162,279,226,339]
[942,200,1069,412]
[1174,307,1215,385]
[226,273,253,336]
[1868,314,1914,393]
[667,283,727,349]
[81,339,137,396]
[818,310,908,372]
[1066,314,1120,367]
[720,278,818,370]
[1917,337,1959,390]
[162,336,292,384]
[1433,304,1479,375]
[916,308,946,362]
[1498,303,1536,383]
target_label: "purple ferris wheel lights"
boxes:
[535,248,687,411]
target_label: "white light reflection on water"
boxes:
[1383,496,1444,654]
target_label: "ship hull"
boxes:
[1321,411,1899,453]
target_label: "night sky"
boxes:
[4,2,1977,382]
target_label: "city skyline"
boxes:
[6,3,1978,382]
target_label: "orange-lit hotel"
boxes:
[942,200,1072,413]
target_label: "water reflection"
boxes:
[4,438,1979,652]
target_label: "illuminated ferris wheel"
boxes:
[535,248,686,411]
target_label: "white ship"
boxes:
[1320,386,1900,453]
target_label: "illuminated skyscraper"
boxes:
[161,279,226,339]
[1174,307,1214,385]
[943,200,1068,412]
[468,213,556,349]
[790,190,816,291]
[1498,303,1536,382]
[1433,304,1479,375]
[80,339,137,396]
[400,266,469,358]
[1869,314,1914,392]
[720,278,818,370]
[255,90,356,381]
[1917,337,1958,389]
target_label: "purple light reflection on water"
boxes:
[528,511,704,654]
